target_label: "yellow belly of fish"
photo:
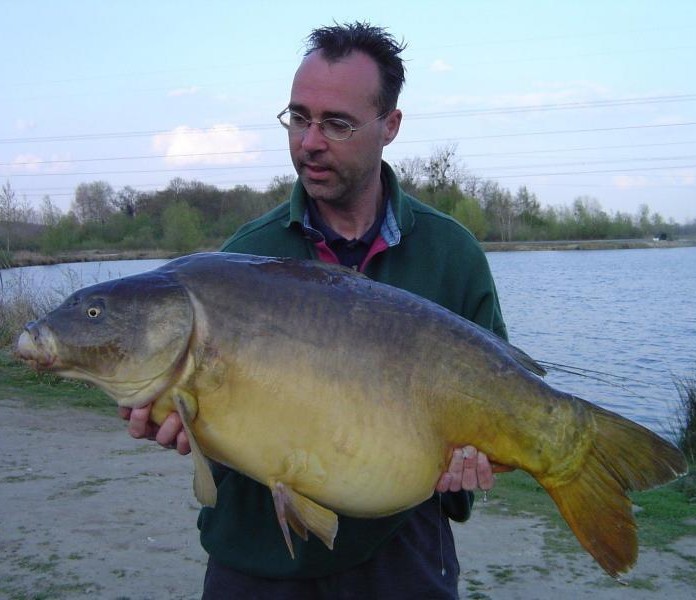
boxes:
[190,377,445,517]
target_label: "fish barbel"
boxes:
[15,252,687,577]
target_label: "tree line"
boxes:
[1,147,694,258]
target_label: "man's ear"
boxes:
[383,109,402,146]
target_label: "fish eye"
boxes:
[86,305,102,319]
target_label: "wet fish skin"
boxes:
[15,252,688,577]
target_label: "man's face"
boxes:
[287,50,401,208]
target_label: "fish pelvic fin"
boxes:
[173,391,217,508]
[542,401,688,578]
[270,481,338,559]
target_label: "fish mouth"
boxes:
[15,329,58,370]
[18,355,57,371]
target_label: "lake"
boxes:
[487,247,695,440]
[2,247,694,440]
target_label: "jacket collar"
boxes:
[283,161,415,236]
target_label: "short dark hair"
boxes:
[305,22,407,113]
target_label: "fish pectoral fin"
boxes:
[173,392,217,508]
[270,481,338,558]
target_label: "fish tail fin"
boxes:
[541,402,687,577]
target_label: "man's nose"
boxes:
[301,122,328,151]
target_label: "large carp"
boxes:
[16,252,687,577]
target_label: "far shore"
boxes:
[3,238,695,268]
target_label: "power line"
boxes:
[471,164,696,180]
[7,154,696,180]
[8,25,696,89]
[5,139,696,170]
[407,94,696,120]
[5,163,289,178]
[397,121,696,144]
[464,155,696,172]
[2,95,695,145]
[0,123,278,145]
[0,148,285,168]
[12,159,696,197]
[3,122,696,179]
[429,25,696,49]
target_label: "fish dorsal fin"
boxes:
[467,319,547,377]
[507,344,547,377]
[173,391,217,507]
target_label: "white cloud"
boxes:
[650,114,690,126]
[167,86,200,97]
[612,175,651,190]
[45,153,74,174]
[9,153,73,174]
[430,59,453,73]
[152,124,260,166]
[434,81,613,112]
[15,118,36,131]
[669,168,696,186]
[10,154,42,173]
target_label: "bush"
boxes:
[39,215,82,254]
[162,201,204,252]
[674,374,696,463]
[672,373,696,502]
[0,273,61,348]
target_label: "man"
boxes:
[123,22,506,599]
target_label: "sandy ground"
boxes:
[1,399,694,600]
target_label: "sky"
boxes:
[2,0,695,223]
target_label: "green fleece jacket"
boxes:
[198,162,507,578]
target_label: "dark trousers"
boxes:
[201,501,460,600]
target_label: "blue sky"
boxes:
[2,0,695,222]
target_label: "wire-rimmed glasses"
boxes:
[277,108,389,141]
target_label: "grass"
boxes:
[673,374,696,464]
[477,465,696,554]
[0,264,65,348]
[0,350,112,414]
[0,550,100,600]
[0,259,99,348]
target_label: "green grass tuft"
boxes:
[0,350,112,414]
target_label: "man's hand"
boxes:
[436,446,495,493]
[118,405,191,455]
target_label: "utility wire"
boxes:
[6,154,696,179]
[5,139,696,169]
[2,94,695,145]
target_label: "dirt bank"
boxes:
[1,400,694,599]
[5,239,695,267]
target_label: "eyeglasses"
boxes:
[277,108,389,141]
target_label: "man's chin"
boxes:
[300,177,340,202]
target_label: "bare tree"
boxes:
[115,186,142,217]
[481,181,515,241]
[424,144,463,192]
[71,181,116,224]
[0,180,18,253]
[394,156,425,195]
[40,195,63,226]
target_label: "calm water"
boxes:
[487,247,695,439]
[0,259,168,305]
[2,247,694,439]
